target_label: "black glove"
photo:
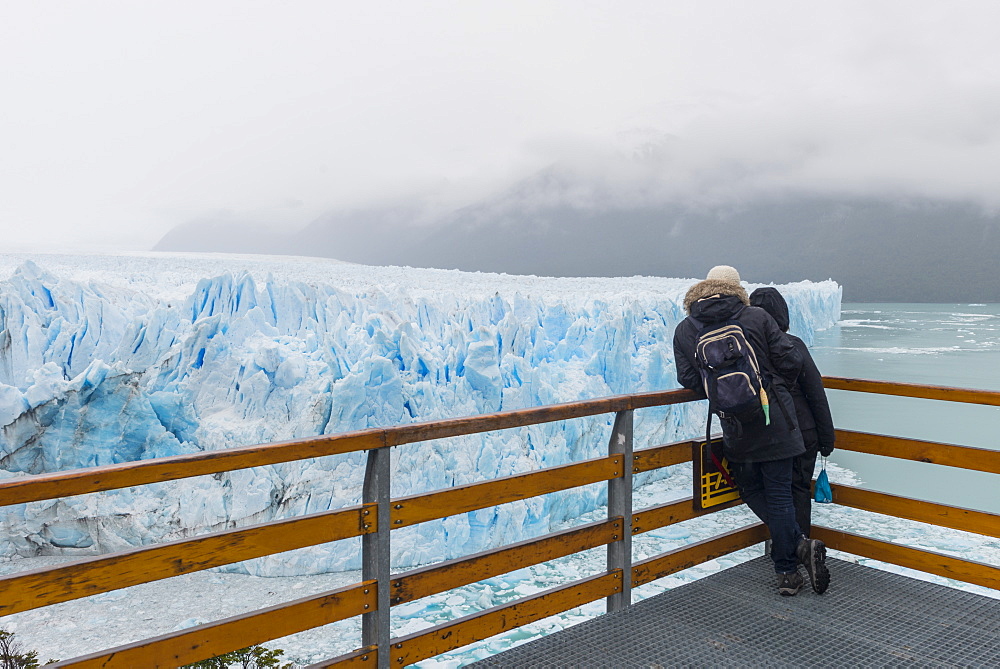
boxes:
[819,443,834,457]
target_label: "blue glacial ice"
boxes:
[0,253,842,575]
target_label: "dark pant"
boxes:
[792,428,820,537]
[731,456,802,574]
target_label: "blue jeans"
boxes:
[731,456,802,574]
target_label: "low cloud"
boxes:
[4,1,1000,252]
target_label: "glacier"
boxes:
[0,253,842,575]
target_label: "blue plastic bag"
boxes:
[814,458,833,503]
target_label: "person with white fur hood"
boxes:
[672,265,830,596]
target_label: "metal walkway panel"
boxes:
[469,557,1000,668]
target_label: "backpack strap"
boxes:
[705,403,737,488]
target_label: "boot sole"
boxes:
[805,540,830,594]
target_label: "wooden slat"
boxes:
[632,524,768,587]
[829,483,1000,539]
[392,518,620,605]
[823,376,1000,406]
[0,431,384,507]
[0,504,373,617]
[835,429,1000,474]
[631,496,743,536]
[812,526,1000,591]
[390,571,622,667]
[632,440,693,473]
[305,646,378,668]
[49,581,377,669]
[387,388,699,446]
[390,455,622,528]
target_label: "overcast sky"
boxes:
[2,1,999,253]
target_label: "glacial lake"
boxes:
[809,303,1000,514]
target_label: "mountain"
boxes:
[154,169,1000,302]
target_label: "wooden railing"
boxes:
[0,379,998,667]
[814,377,1000,592]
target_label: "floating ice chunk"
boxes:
[394,601,431,619]
[396,618,435,636]
[40,523,94,548]
[514,583,545,596]
[90,590,128,602]
[476,585,495,609]
[663,526,691,540]
[920,535,978,552]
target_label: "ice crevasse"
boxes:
[0,253,841,575]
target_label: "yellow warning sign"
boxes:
[692,438,741,510]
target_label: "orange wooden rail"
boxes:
[822,376,1000,406]
[390,454,622,529]
[53,581,378,668]
[388,571,624,667]
[0,504,374,617]
[1,378,995,668]
[835,429,1000,474]
[812,526,1000,591]
[0,389,699,508]
[828,483,1000,539]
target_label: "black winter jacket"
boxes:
[673,279,805,463]
[749,287,836,455]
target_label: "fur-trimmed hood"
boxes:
[683,279,750,314]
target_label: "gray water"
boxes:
[810,303,1000,513]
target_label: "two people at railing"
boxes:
[749,286,836,536]
[672,265,833,597]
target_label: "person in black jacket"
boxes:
[749,287,835,537]
[673,266,830,596]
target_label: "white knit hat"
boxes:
[706,265,741,284]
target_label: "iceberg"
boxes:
[0,253,842,575]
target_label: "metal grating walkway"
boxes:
[469,557,1000,668]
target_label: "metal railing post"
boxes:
[362,446,391,668]
[606,409,633,613]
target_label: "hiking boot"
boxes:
[777,571,803,596]
[797,536,830,594]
